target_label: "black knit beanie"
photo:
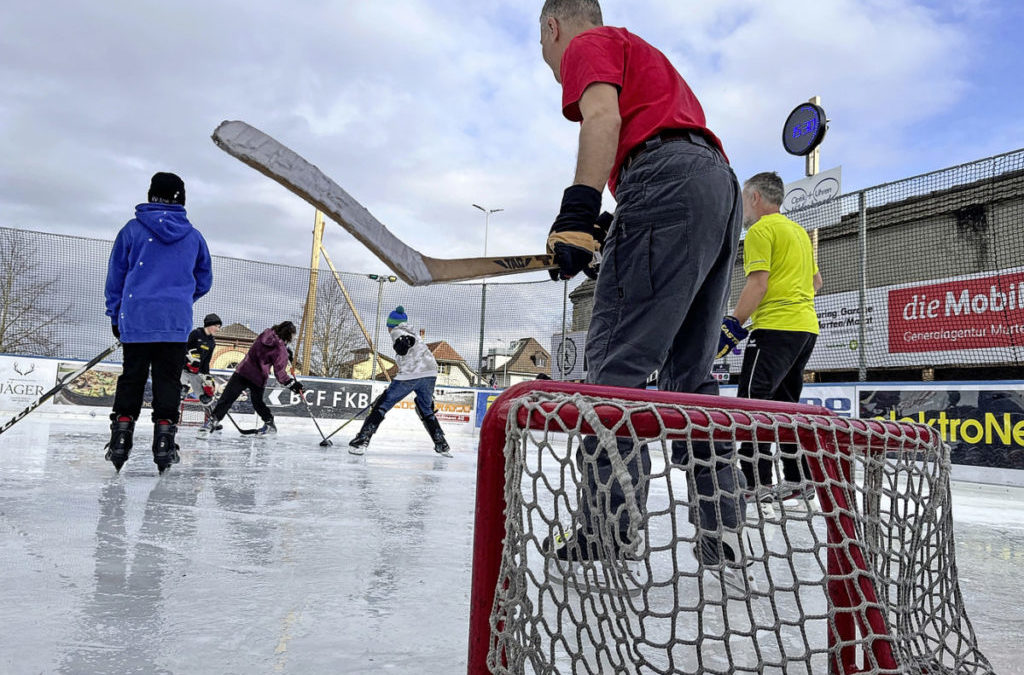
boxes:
[148,172,186,205]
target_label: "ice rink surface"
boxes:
[1,415,1022,674]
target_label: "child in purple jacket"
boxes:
[201,321,303,436]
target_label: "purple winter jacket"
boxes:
[235,328,293,388]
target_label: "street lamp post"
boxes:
[473,204,502,387]
[368,273,397,380]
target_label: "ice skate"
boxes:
[348,408,383,456]
[348,428,372,455]
[104,415,135,472]
[763,481,817,514]
[696,530,758,599]
[254,421,277,436]
[542,526,645,596]
[197,417,222,438]
[420,411,452,458]
[152,419,181,474]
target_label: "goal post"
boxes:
[468,381,993,675]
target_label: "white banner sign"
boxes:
[781,166,842,214]
[0,356,59,412]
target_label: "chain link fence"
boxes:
[725,147,1024,382]
[0,224,580,387]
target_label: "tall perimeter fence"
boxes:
[0,224,581,389]
[2,147,1023,388]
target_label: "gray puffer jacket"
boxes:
[389,324,438,381]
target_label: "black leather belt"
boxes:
[620,129,714,174]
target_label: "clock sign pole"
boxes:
[782,95,828,177]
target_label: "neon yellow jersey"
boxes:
[743,213,819,334]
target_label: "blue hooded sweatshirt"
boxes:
[105,203,213,343]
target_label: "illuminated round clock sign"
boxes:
[782,102,827,156]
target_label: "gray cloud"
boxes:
[0,0,1011,279]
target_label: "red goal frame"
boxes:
[467,381,940,675]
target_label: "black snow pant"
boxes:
[737,329,818,487]
[212,372,273,424]
[112,342,187,423]
[580,132,744,542]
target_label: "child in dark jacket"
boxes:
[104,172,213,473]
[201,321,303,436]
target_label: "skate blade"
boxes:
[545,558,645,597]
[348,445,366,456]
[435,449,453,458]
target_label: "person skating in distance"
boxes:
[181,313,222,414]
[199,321,303,437]
[348,306,451,457]
[104,171,213,473]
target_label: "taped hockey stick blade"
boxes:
[211,120,554,286]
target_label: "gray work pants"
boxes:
[579,134,744,542]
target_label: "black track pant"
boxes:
[212,373,273,424]
[112,342,187,423]
[737,329,817,487]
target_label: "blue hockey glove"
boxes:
[717,316,749,358]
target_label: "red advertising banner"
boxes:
[888,270,1024,353]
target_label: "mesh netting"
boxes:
[484,391,993,675]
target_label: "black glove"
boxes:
[111,324,120,339]
[287,378,303,394]
[546,185,603,281]
[393,334,415,356]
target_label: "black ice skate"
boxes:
[542,526,646,596]
[348,407,384,456]
[104,415,135,472]
[419,411,452,458]
[152,419,181,474]
[695,530,758,598]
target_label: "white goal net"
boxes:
[468,384,993,675]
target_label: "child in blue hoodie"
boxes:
[104,172,213,473]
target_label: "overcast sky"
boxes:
[2,0,1022,276]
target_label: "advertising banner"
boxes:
[476,390,500,428]
[383,386,476,427]
[887,269,1024,355]
[0,356,59,411]
[724,266,1024,373]
[264,379,375,419]
[860,383,1024,470]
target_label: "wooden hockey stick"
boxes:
[211,120,554,286]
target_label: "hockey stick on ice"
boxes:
[295,393,332,447]
[211,120,554,286]
[224,412,261,435]
[0,341,121,436]
[321,393,383,443]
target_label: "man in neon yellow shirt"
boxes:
[718,172,823,501]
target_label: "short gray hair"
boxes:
[540,0,603,26]
[744,172,785,207]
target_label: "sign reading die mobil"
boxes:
[888,270,1024,353]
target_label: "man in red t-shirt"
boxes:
[538,0,748,589]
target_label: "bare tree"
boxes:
[307,281,363,377]
[0,229,69,355]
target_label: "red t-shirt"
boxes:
[559,26,726,196]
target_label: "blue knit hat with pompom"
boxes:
[386,306,408,329]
